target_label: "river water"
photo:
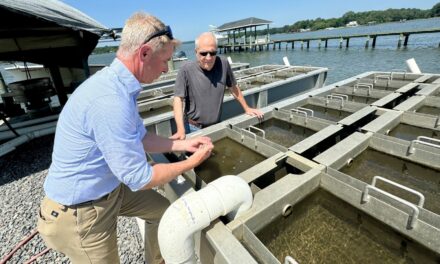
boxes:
[91,17,440,84]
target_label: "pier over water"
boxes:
[218,17,440,53]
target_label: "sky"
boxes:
[63,0,439,41]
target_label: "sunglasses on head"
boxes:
[143,25,174,44]
[199,51,217,57]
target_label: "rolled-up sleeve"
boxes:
[86,94,151,191]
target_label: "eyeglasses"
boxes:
[198,51,217,57]
[143,25,174,44]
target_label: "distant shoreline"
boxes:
[94,16,440,54]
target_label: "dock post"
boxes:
[291,41,294,49]
[372,36,377,48]
[306,40,310,49]
[365,36,370,48]
[339,38,343,48]
[397,33,403,48]
[301,41,304,49]
[403,34,409,47]
[346,38,350,48]
[278,42,281,50]
[325,39,328,48]
[273,42,275,50]
[318,40,321,49]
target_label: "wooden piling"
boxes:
[397,33,403,48]
[404,34,409,47]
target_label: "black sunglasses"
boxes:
[143,25,174,44]
[199,51,217,57]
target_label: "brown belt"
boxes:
[187,118,205,129]
[65,192,111,209]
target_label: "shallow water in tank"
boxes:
[340,148,440,215]
[300,104,352,122]
[388,123,439,141]
[254,118,316,147]
[416,105,440,116]
[256,189,440,263]
[194,137,265,183]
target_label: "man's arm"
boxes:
[170,96,186,139]
[142,144,212,189]
[230,84,264,119]
[141,133,213,189]
[142,132,211,153]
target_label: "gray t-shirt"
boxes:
[174,56,236,126]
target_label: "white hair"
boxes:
[194,32,218,50]
[116,12,179,58]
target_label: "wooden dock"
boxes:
[218,27,440,53]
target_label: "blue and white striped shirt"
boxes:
[44,58,152,206]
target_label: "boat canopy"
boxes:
[0,0,112,68]
[216,17,272,32]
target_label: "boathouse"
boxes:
[216,17,272,53]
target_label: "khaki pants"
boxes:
[37,184,169,264]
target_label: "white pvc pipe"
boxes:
[227,56,233,64]
[406,58,421,74]
[283,56,291,66]
[158,176,253,264]
[0,126,56,157]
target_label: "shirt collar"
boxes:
[109,58,143,95]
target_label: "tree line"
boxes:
[262,2,440,34]
[94,3,440,53]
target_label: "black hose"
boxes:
[0,111,20,137]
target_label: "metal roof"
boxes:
[0,0,111,67]
[217,17,272,32]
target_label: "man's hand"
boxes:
[245,107,264,120]
[170,130,186,140]
[184,136,213,153]
[188,142,214,166]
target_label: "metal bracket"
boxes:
[354,83,373,95]
[408,136,440,154]
[326,94,347,108]
[361,176,425,229]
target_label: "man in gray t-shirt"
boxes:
[172,32,263,139]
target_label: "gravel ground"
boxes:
[0,135,145,263]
